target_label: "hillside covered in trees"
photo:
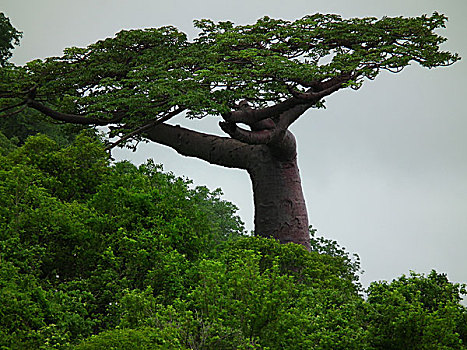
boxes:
[0,10,466,349]
[0,130,466,349]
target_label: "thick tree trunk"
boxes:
[248,145,310,250]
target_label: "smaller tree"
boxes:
[0,14,84,146]
[0,13,22,67]
[365,271,467,349]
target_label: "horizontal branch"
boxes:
[26,99,125,125]
[0,104,27,118]
[145,123,254,170]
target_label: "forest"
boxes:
[1,121,466,349]
[1,11,466,349]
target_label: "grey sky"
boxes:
[2,0,466,289]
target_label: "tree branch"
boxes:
[104,107,185,151]
[144,123,254,170]
[223,72,354,125]
[216,103,307,166]
[219,121,278,145]
[26,99,125,125]
[0,100,27,114]
[222,97,305,125]
[0,104,27,118]
[287,72,353,101]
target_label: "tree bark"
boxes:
[247,135,310,250]
[144,123,254,169]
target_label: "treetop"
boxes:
[0,12,459,147]
[0,12,22,67]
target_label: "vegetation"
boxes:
[0,13,460,249]
[0,12,21,67]
[0,12,465,349]
[0,13,86,147]
[0,132,465,349]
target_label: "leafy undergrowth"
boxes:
[1,133,466,349]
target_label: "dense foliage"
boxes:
[0,132,243,348]
[0,12,85,147]
[0,13,459,147]
[0,132,466,349]
[0,12,464,348]
[0,12,22,67]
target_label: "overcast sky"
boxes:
[3,0,466,289]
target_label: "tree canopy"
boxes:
[0,13,459,148]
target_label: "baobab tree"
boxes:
[0,13,459,250]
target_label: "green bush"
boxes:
[0,134,244,348]
[365,271,467,349]
[109,237,366,349]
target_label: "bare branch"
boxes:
[145,122,254,170]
